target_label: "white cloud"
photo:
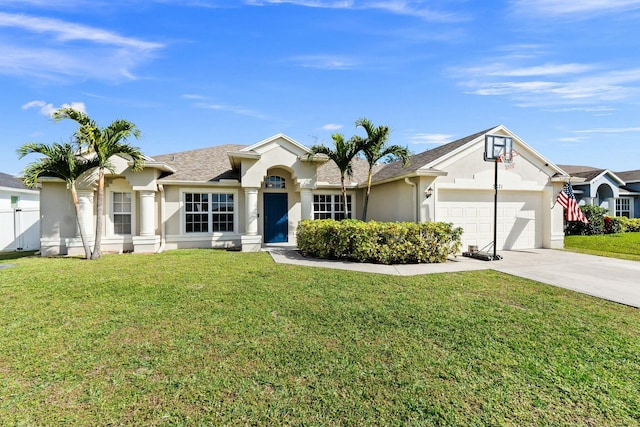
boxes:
[573,127,640,133]
[181,94,208,100]
[0,12,163,82]
[244,0,465,21]
[556,136,590,143]
[0,12,162,50]
[511,0,640,16]
[193,101,269,120]
[22,100,86,117]
[406,133,454,145]
[288,54,360,70]
[321,123,343,130]
[457,54,640,109]
[468,62,594,77]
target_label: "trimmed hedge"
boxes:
[565,205,639,235]
[565,205,607,235]
[296,219,463,264]
[619,217,640,232]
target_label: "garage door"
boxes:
[436,189,542,251]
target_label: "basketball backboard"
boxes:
[484,135,513,162]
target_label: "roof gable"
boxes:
[558,165,625,185]
[373,125,565,184]
[240,133,311,157]
[372,128,495,183]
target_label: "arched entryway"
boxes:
[595,183,614,209]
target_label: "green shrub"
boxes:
[565,205,607,235]
[296,219,463,264]
[604,216,624,234]
[619,217,640,232]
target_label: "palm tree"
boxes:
[52,108,144,259]
[309,133,364,219]
[355,118,411,221]
[18,142,100,259]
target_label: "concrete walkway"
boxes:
[267,248,640,308]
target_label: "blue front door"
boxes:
[264,193,288,243]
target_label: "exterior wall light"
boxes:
[425,187,433,199]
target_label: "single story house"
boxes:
[0,172,40,251]
[557,165,640,218]
[37,125,570,256]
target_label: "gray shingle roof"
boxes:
[615,170,640,182]
[557,165,608,182]
[316,156,372,186]
[150,127,500,186]
[0,172,28,190]
[153,145,245,182]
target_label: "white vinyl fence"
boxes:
[0,207,40,251]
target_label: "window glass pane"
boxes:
[212,193,234,232]
[313,194,351,220]
[113,192,132,234]
[185,193,210,233]
[185,192,234,233]
[265,175,286,189]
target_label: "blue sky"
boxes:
[2,0,640,176]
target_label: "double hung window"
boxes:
[113,192,132,235]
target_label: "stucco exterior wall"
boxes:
[367,180,416,222]
[161,183,243,251]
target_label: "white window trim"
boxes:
[312,191,356,220]
[616,197,632,217]
[106,179,136,237]
[180,188,238,235]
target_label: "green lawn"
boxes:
[1,250,639,426]
[564,232,640,261]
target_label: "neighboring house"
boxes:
[557,165,639,218]
[38,125,569,256]
[615,170,640,218]
[0,172,40,251]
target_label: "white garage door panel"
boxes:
[437,190,542,251]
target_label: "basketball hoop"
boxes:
[498,150,519,169]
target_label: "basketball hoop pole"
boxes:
[493,157,499,260]
[463,134,510,261]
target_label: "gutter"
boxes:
[404,178,417,223]
[156,184,166,253]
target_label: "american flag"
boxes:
[557,183,589,223]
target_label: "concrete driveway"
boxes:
[267,248,640,308]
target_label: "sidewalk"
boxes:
[266,248,640,308]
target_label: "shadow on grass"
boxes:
[0,251,38,261]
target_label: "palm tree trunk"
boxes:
[362,169,373,221]
[91,168,105,259]
[341,175,349,219]
[70,184,92,259]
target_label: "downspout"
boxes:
[156,184,166,253]
[404,178,417,223]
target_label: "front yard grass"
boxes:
[564,232,640,261]
[1,249,638,426]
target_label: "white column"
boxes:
[245,188,259,235]
[139,191,156,236]
[300,188,314,220]
[607,197,616,216]
[77,190,94,238]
